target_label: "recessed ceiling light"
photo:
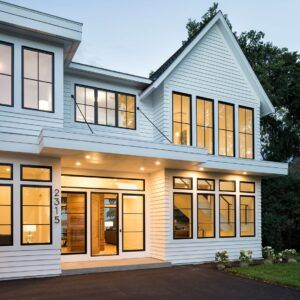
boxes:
[155,161,160,165]
[243,171,247,175]
[140,167,145,171]
[85,155,91,159]
[199,167,204,171]
[76,162,81,166]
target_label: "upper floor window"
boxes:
[173,92,191,146]
[218,102,234,157]
[22,48,54,112]
[239,106,254,159]
[197,97,214,154]
[0,42,13,107]
[75,85,136,130]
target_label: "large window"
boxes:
[197,97,214,154]
[75,85,136,129]
[240,196,255,237]
[197,194,215,238]
[239,106,254,159]
[21,165,52,182]
[0,185,12,246]
[219,195,236,237]
[173,92,191,146]
[0,164,13,180]
[218,102,234,156]
[21,185,51,245]
[23,48,54,112]
[173,193,192,239]
[0,42,13,106]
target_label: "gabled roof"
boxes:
[142,11,275,116]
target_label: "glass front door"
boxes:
[91,193,118,256]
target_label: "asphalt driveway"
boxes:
[0,264,299,300]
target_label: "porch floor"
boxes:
[61,258,172,276]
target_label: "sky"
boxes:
[5,0,300,77]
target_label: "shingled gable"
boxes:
[141,11,275,116]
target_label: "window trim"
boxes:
[239,181,255,193]
[20,165,52,182]
[20,184,52,246]
[173,176,193,190]
[122,193,145,252]
[61,191,87,255]
[219,179,236,192]
[0,41,14,108]
[218,101,235,157]
[21,46,55,113]
[0,163,13,180]
[238,105,254,159]
[74,83,137,130]
[196,96,214,154]
[240,195,255,237]
[0,184,13,246]
[197,193,215,239]
[219,194,236,238]
[197,178,215,191]
[172,91,192,146]
[173,192,193,240]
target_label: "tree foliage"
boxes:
[185,2,300,249]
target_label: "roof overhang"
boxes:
[0,1,82,63]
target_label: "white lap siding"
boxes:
[165,169,262,264]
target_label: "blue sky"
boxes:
[6,0,300,77]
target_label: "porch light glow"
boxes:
[243,171,247,175]
[199,167,204,171]
[155,161,160,165]
[76,162,81,166]
[140,167,145,171]
[85,155,91,159]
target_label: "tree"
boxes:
[185,3,300,249]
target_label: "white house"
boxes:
[0,1,288,280]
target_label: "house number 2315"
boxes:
[54,189,60,224]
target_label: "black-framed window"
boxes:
[22,47,54,112]
[197,97,214,154]
[0,41,13,107]
[173,177,193,190]
[21,165,52,182]
[21,185,52,245]
[0,163,13,180]
[197,194,215,238]
[173,92,192,146]
[240,196,255,237]
[219,180,236,192]
[197,178,215,191]
[240,181,255,193]
[173,193,192,239]
[219,194,236,237]
[239,106,254,159]
[0,184,13,246]
[218,102,234,157]
[75,85,136,130]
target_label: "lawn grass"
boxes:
[227,263,300,289]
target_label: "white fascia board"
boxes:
[67,62,152,86]
[39,129,208,163]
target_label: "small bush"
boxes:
[262,246,275,261]
[239,250,253,265]
[215,250,229,266]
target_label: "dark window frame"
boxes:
[240,195,255,237]
[219,179,236,192]
[0,41,14,107]
[239,106,254,159]
[0,163,13,180]
[61,191,87,255]
[122,193,145,252]
[219,194,236,238]
[196,97,214,154]
[172,91,192,146]
[197,193,215,239]
[22,46,55,113]
[20,165,52,182]
[240,181,255,193]
[90,192,119,257]
[74,84,137,130]
[20,184,52,246]
[197,178,215,191]
[173,176,193,190]
[218,101,235,157]
[0,184,13,246]
[173,192,193,240]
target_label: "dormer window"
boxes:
[22,47,54,112]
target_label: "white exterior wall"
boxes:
[0,153,61,280]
